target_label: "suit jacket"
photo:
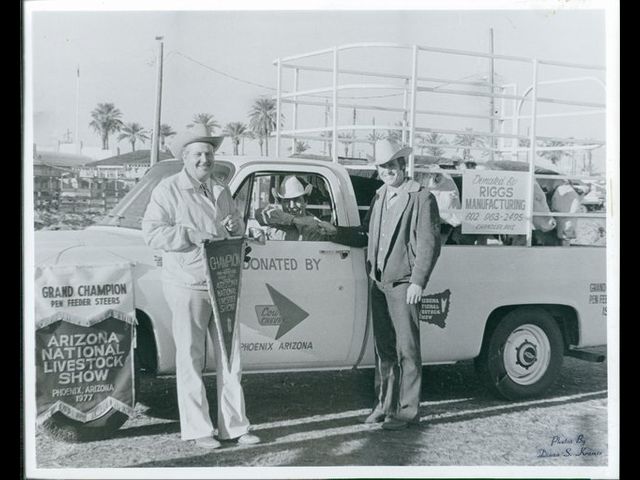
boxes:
[334,179,441,288]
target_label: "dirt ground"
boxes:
[34,347,609,470]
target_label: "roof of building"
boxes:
[34,151,94,168]
[86,149,173,166]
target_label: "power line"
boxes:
[167,50,404,100]
[168,50,488,102]
[168,51,277,91]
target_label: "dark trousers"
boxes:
[370,279,422,422]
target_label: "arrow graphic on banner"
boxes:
[265,284,310,340]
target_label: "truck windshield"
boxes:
[95,160,235,230]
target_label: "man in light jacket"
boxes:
[326,139,441,430]
[142,125,259,449]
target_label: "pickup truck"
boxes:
[34,155,607,437]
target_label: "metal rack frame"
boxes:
[272,42,606,246]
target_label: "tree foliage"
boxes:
[89,103,124,150]
[249,97,281,156]
[117,122,149,152]
[188,113,220,134]
[223,122,249,155]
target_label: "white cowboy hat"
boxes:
[367,139,413,166]
[272,175,313,199]
[170,124,224,160]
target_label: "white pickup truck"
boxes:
[34,155,607,437]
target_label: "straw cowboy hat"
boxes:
[170,124,225,160]
[272,175,313,199]
[367,139,413,166]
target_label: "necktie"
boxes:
[386,192,397,209]
[199,183,210,199]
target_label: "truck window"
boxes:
[348,172,383,223]
[240,172,337,241]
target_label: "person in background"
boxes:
[255,175,333,241]
[422,166,462,245]
[323,139,441,430]
[142,125,259,450]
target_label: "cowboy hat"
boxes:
[272,175,313,199]
[170,124,224,160]
[367,139,413,166]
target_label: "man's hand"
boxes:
[263,206,295,226]
[292,215,320,228]
[316,220,337,236]
[222,214,241,233]
[187,229,214,245]
[406,283,423,305]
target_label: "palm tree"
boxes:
[241,130,254,156]
[421,132,449,160]
[117,122,150,152]
[386,121,406,145]
[187,113,220,134]
[89,103,124,150]
[338,132,355,157]
[320,130,333,156]
[367,117,385,159]
[291,140,310,154]
[222,122,249,155]
[159,124,177,152]
[453,128,487,161]
[249,97,281,156]
[539,140,572,165]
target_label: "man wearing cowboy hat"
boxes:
[142,124,259,449]
[255,175,334,241]
[326,139,441,430]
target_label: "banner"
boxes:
[203,237,245,368]
[35,263,136,424]
[461,170,529,235]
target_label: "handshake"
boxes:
[314,219,337,236]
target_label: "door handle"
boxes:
[319,249,350,259]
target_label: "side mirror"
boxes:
[248,227,266,246]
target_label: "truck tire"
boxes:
[475,307,564,400]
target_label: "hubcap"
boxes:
[503,324,551,385]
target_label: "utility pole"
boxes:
[489,28,495,162]
[351,107,357,157]
[323,99,329,156]
[75,65,80,154]
[150,36,164,167]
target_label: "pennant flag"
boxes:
[203,238,245,367]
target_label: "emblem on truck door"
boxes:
[254,284,310,339]
[418,289,452,328]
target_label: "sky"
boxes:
[26,3,612,168]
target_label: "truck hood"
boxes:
[34,226,145,266]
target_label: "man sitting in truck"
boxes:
[255,175,334,241]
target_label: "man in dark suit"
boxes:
[325,139,441,430]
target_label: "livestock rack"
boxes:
[271,42,607,247]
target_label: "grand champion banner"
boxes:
[35,263,136,424]
[462,170,530,235]
[203,237,246,368]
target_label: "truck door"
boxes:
[223,165,366,371]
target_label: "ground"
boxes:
[34,348,609,469]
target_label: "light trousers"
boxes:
[163,283,250,441]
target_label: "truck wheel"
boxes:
[39,409,129,442]
[475,307,563,400]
